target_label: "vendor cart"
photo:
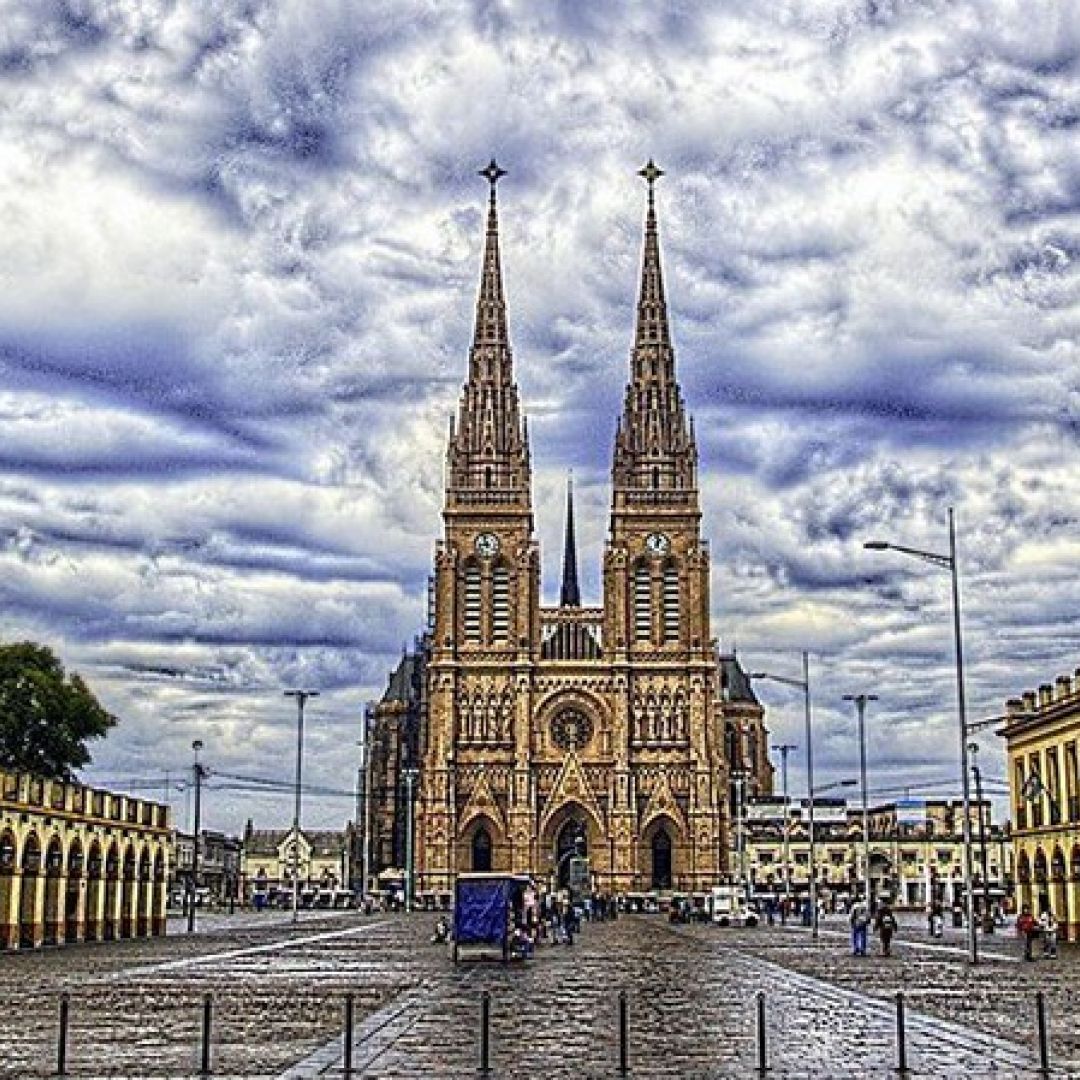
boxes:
[452,873,531,963]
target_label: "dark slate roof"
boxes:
[719,654,759,706]
[381,651,422,706]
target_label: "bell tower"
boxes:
[604,161,711,660]
[435,160,539,664]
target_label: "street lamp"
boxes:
[968,741,994,934]
[284,689,319,925]
[187,740,205,934]
[865,506,978,964]
[841,694,878,908]
[731,768,750,902]
[403,766,420,913]
[750,653,819,936]
[771,743,797,908]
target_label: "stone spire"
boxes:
[611,161,698,506]
[560,472,581,607]
[445,161,531,511]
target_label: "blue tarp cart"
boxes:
[452,873,531,963]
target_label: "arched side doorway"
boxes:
[137,849,152,937]
[151,851,167,936]
[19,833,42,949]
[457,817,508,876]
[0,830,16,950]
[103,843,120,941]
[43,837,64,946]
[640,816,682,893]
[85,842,104,942]
[120,846,137,938]
[65,840,84,944]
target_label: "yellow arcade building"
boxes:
[1,769,171,950]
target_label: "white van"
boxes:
[708,885,758,927]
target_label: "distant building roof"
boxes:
[244,828,348,858]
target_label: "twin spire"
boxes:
[447,157,699,566]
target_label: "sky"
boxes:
[1,0,1078,834]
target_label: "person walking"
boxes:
[1039,909,1058,958]
[874,900,898,957]
[850,895,870,956]
[1016,908,1038,961]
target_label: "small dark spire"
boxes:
[560,472,581,607]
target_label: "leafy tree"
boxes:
[0,642,117,780]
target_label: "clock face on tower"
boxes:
[645,532,671,556]
[474,532,500,558]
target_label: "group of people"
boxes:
[848,897,898,956]
[1016,908,1059,961]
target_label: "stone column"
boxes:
[0,870,20,950]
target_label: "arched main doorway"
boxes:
[555,818,588,889]
[471,827,493,872]
[651,828,673,890]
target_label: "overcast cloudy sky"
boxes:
[2,0,1078,833]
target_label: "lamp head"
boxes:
[863,541,890,550]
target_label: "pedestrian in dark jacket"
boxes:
[874,901,897,956]
[1016,908,1038,961]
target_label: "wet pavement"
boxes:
[1,910,1077,1078]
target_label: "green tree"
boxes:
[0,642,117,780]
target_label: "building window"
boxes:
[463,562,481,641]
[661,561,679,643]
[1046,748,1062,825]
[472,827,492,872]
[1065,742,1079,823]
[633,563,651,642]
[491,564,509,642]
[1015,759,1027,830]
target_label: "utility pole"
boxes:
[772,743,797,906]
[284,689,319,925]
[357,706,372,901]
[187,741,204,934]
[403,766,420,913]
[843,694,878,908]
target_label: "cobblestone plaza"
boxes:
[2,911,1077,1078]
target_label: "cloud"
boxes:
[0,0,1078,829]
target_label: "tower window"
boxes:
[463,562,481,641]
[652,466,660,489]
[491,563,509,642]
[633,563,651,642]
[485,466,493,488]
[662,561,679,643]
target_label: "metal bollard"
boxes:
[1036,991,1050,1076]
[479,990,491,1074]
[756,991,768,1075]
[895,991,908,1076]
[618,990,629,1075]
[200,993,212,1076]
[57,992,70,1077]
[343,993,355,1076]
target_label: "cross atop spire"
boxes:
[560,471,581,607]
[479,159,507,197]
[638,159,664,208]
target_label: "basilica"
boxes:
[368,162,772,898]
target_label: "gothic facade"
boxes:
[375,162,771,897]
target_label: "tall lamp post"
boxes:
[284,689,319,925]
[750,653,819,936]
[968,741,994,933]
[731,768,749,901]
[403,766,420,913]
[772,743,797,907]
[842,694,878,908]
[187,740,205,934]
[865,507,978,964]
